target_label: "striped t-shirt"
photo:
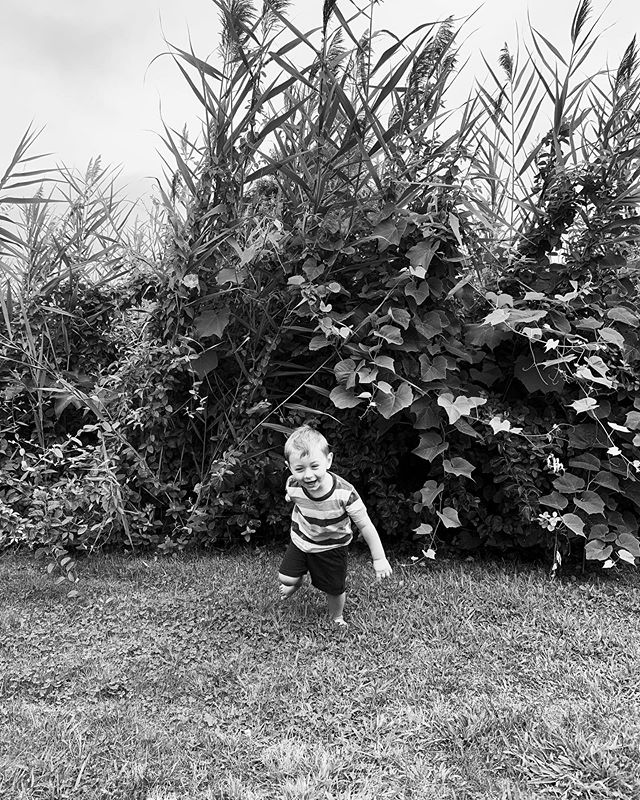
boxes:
[285,472,371,553]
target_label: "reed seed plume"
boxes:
[219,0,257,54]
[408,17,456,97]
[262,0,290,15]
[261,0,291,33]
[322,0,338,37]
[433,16,456,57]
[615,35,638,90]
[326,28,346,71]
[570,0,592,45]
[499,44,513,81]
[310,27,346,78]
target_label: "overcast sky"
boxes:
[2,0,637,202]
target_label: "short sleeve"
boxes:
[285,475,304,502]
[345,489,368,524]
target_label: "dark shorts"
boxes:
[279,541,348,596]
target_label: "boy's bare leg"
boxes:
[279,573,302,600]
[326,592,346,624]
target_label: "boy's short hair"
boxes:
[284,425,330,461]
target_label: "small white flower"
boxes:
[182,273,199,289]
[632,460,640,472]
[544,339,560,351]
[538,511,561,531]
[607,446,622,457]
[545,454,565,474]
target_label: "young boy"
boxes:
[278,425,393,627]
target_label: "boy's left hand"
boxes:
[373,557,392,580]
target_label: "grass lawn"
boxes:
[1,547,640,800]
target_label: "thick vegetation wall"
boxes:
[1,0,639,585]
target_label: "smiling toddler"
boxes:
[278,425,392,627]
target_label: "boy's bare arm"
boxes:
[356,517,393,579]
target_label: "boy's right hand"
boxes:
[373,557,392,580]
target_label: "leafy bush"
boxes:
[1,0,639,577]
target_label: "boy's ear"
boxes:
[326,452,334,468]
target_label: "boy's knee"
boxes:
[278,573,301,586]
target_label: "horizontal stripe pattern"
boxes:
[297,508,349,527]
[286,472,365,554]
[291,520,351,547]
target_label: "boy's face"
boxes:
[288,446,333,495]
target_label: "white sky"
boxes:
[2,0,638,201]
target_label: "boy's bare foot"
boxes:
[333,617,347,628]
[279,582,301,601]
